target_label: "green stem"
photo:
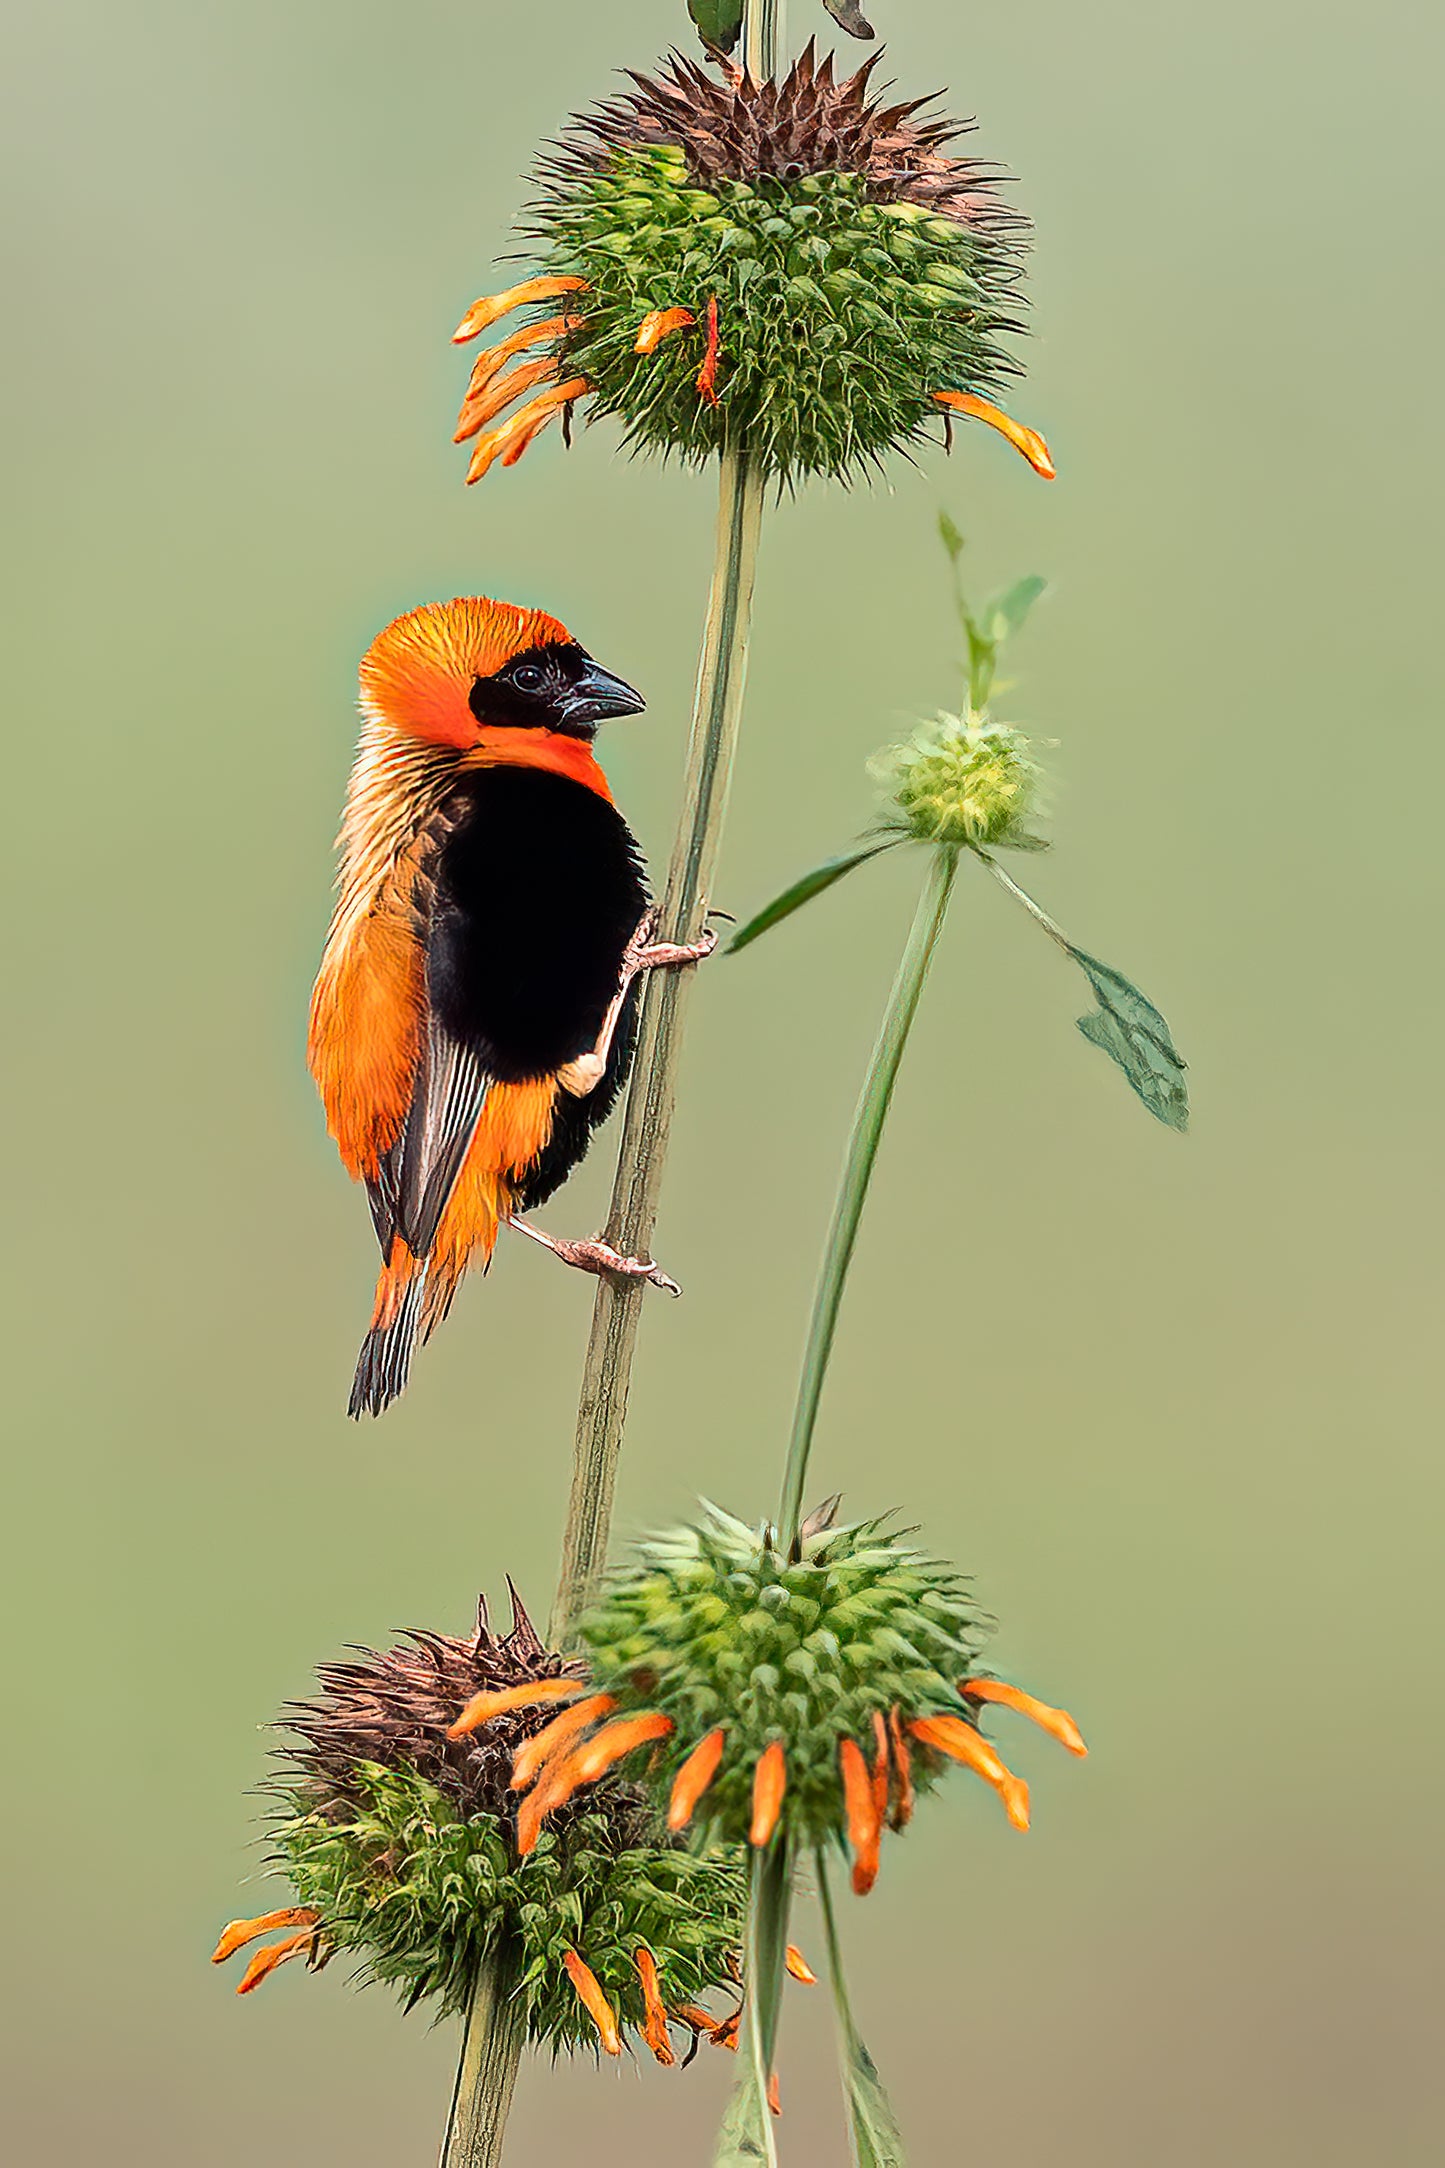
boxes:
[814,1851,857,2047]
[437,1942,524,2168]
[549,445,766,1640]
[776,844,960,1549]
[717,1842,793,2167]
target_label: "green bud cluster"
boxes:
[526,149,1021,482]
[873,712,1048,850]
[274,1762,745,2040]
[577,1505,991,1848]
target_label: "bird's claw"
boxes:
[507,1217,681,1296]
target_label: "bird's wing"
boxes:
[388,1007,493,1258]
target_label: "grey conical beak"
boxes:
[559,659,646,729]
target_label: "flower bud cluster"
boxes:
[873,711,1047,850]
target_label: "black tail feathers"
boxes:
[348,1264,428,1419]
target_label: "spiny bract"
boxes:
[873,712,1048,850]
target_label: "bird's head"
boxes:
[358,596,645,753]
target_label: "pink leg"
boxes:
[506,1215,681,1297]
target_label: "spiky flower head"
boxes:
[873,711,1048,850]
[450,45,1054,487]
[505,1506,1086,1896]
[210,1589,746,2062]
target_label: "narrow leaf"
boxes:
[727,841,898,954]
[688,0,745,51]
[1067,946,1189,1130]
[822,0,877,37]
[981,573,1047,645]
[840,2028,910,2168]
[713,2077,774,2168]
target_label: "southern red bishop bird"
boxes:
[309,596,711,1418]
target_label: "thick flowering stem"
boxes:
[717,1841,793,2167]
[777,845,961,1549]
[551,444,766,1638]
[439,1943,524,2168]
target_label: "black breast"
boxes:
[425,764,649,1084]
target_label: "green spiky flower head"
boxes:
[452,45,1048,487]
[210,1590,745,2060]
[548,1504,1086,1895]
[873,711,1048,850]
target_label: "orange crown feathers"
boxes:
[359,597,574,750]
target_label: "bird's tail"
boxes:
[349,1238,429,1419]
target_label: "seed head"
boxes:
[873,712,1047,850]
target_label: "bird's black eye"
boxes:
[509,662,545,693]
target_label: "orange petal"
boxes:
[211,1908,318,1964]
[749,1740,787,1848]
[887,1707,915,1830]
[447,1677,582,1740]
[768,2071,782,2117]
[908,1713,1031,1830]
[838,1736,881,1894]
[871,1710,891,1821]
[635,306,696,355]
[563,1949,621,2056]
[570,1710,675,1787]
[236,1930,316,1995]
[462,313,575,403]
[667,1726,727,1831]
[452,276,586,344]
[635,1948,675,2066]
[785,1945,817,1986]
[453,357,558,443]
[962,1678,1088,1757]
[696,293,721,407]
[711,2008,742,2051]
[465,378,588,484]
[510,1694,616,1792]
[932,390,1056,479]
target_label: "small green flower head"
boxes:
[210,1591,745,2061]
[451,46,1053,488]
[873,711,1048,850]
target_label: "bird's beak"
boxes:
[558,660,646,733]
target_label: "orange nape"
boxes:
[932,390,1056,479]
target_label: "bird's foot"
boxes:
[507,1216,681,1296]
[623,907,719,981]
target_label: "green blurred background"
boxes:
[5,0,1442,2160]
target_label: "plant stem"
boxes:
[549,445,766,1639]
[436,1941,523,2168]
[776,844,960,1549]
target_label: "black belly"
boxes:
[425,764,649,1208]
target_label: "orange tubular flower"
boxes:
[452,357,559,444]
[696,293,721,406]
[784,1945,817,1986]
[509,1693,617,1792]
[767,2071,782,2117]
[870,1709,891,1821]
[839,1736,882,1894]
[237,1929,319,1995]
[908,1713,1031,1831]
[749,1740,787,1847]
[447,1676,582,1740]
[932,390,1056,479]
[464,378,588,485]
[452,275,587,345]
[460,313,576,404]
[562,1949,621,2055]
[667,1726,727,1831]
[210,1907,319,1964]
[963,1678,1088,1757]
[635,1948,675,2066]
[887,1707,915,1830]
[635,306,696,355]
[570,1710,675,1786]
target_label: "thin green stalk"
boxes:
[716,1842,793,2167]
[437,1941,524,2168]
[814,1851,856,2047]
[776,844,960,1549]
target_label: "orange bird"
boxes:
[309,597,711,1417]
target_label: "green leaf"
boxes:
[713,2078,774,2168]
[688,0,745,51]
[840,2028,910,2168]
[822,0,877,37]
[1067,946,1189,1130]
[981,573,1047,645]
[727,841,899,954]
